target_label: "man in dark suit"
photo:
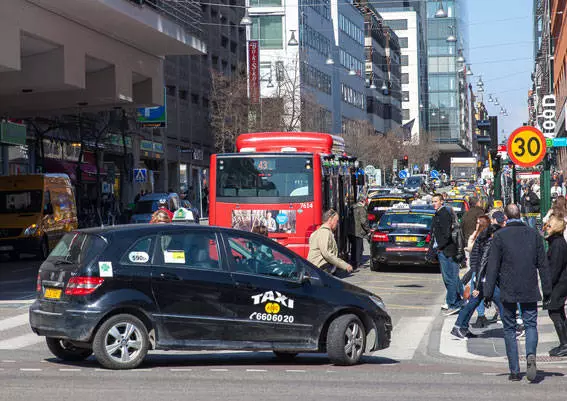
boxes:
[485,204,552,382]
[431,194,463,316]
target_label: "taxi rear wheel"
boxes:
[93,314,149,370]
[46,338,93,361]
[327,314,366,366]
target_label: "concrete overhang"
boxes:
[27,0,206,56]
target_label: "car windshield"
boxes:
[378,213,433,230]
[0,190,43,214]
[216,155,314,201]
[46,233,107,266]
[134,200,158,214]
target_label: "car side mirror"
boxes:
[300,269,312,284]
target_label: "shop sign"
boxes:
[136,89,167,128]
[248,41,260,104]
[539,94,556,138]
[1,120,27,146]
[153,142,164,153]
[108,134,132,149]
[140,140,153,152]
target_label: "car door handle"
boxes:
[159,272,182,281]
[235,281,257,290]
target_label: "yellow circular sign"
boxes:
[265,303,280,314]
[507,126,546,167]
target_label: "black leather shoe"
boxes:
[508,373,521,381]
[554,345,567,357]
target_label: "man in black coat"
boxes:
[431,194,463,315]
[485,204,552,382]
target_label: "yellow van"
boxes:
[0,174,77,260]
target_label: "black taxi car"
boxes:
[30,225,391,370]
[370,207,436,271]
[367,193,415,226]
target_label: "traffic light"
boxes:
[403,155,408,168]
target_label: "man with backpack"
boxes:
[431,193,464,316]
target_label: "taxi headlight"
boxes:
[369,295,387,312]
[24,224,40,236]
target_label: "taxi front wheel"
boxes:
[327,314,366,366]
[92,314,149,370]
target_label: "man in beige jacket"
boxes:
[308,209,353,274]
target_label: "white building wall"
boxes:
[380,10,423,143]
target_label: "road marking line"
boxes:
[0,300,34,305]
[246,369,267,372]
[285,369,306,373]
[0,333,44,349]
[170,368,193,372]
[326,370,335,373]
[20,368,42,371]
[482,373,499,376]
[1,360,16,363]
[443,372,460,375]
[209,368,228,372]
[0,313,29,332]
[59,368,81,372]
[373,316,435,360]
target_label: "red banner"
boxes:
[248,40,260,104]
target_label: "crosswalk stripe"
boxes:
[372,316,435,360]
[0,333,44,350]
[0,313,29,332]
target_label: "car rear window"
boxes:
[369,198,410,210]
[134,200,158,214]
[378,213,433,230]
[47,233,107,266]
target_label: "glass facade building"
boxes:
[426,0,471,150]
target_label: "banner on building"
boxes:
[248,40,260,104]
[136,88,167,128]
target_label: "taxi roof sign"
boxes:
[507,126,546,168]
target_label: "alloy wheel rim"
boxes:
[344,322,364,360]
[104,322,143,363]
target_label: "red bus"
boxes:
[209,132,358,258]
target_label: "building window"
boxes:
[221,36,228,48]
[339,49,364,76]
[401,73,409,84]
[339,14,365,46]
[301,24,331,58]
[398,37,409,48]
[191,93,199,104]
[304,0,330,20]
[384,19,408,30]
[179,90,188,100]
[402,91,410,102]
[402,109,410,120]
[300,62,332,95]
[249,0,282,5]
[341,83,365,110]
[401,55,409,66]
[166,85,176,96]
[251,16,283,49]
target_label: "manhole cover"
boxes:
[519,355,567,363]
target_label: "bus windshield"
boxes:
[216,155,313,202]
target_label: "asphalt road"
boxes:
[1,251,567,400]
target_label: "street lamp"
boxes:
[369,81,377,90]
[435,0,447,18]
[287,30,298,46]
[477,76,484,87]
[488,94,493,102]
[466,65,473,76]
[326,55,334,65]
[494,97,500,106]
[240,9,252,26]
[446,25,457,43]
[381,80,388,91]
[457,51,465,63]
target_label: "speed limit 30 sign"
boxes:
[507,126,547,168]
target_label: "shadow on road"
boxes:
[495,371,564,383]
[45,352,401,369]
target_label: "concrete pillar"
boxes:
[0,21,20,72]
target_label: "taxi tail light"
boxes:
[65,277,104,296]
[368,214,376,221]
[36,274,41,292]
[425,233,431,243]
[372,231,389,242]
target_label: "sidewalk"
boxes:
[439,311,567,364]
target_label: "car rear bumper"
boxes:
[372,248,434,266]
[29,301,102,342]
[0,237,41,254]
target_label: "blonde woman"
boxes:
[150,209,171,224]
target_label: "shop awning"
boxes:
[43,159,105,183]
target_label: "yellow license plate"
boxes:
[396,236,418,242]
[44,288,62,299]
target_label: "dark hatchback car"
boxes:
[30,225,391,370]
[370,208,436,271]
[367,194,415,226]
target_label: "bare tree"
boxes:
[402,130,440,170]
[210,69,249,153]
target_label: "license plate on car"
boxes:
[44,288,62,299]
[396,236,418,242]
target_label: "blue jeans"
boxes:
[455,286,504,329]
[438,251,463,309]
[471,273,486,317]
[501,302,538,374]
